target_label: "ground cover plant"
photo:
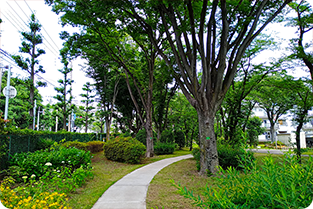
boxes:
[173,152,313,208]
[0,142,93,209]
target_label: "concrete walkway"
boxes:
[92,154,193,209]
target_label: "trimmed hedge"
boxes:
[103,136,146,164]
[62,141,89,151]
[86,141,105,153]
[154,142,176,155]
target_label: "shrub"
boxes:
[217,144,255,170]
[0,177,72,209]
[174,130,185,149]
[160,129,174,144]
[154,142,176,155]
[8,146,91,182]
[35,138,55,150]
[103,136,146,164]
[191,145,255,171]
[86,141,105,153]
[61,141,89,151]
[175,153,313,208]
[136,129,147,146]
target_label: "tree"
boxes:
[246,116,265,147]
[287,0,313,81]
[0,72,42,128]
[11,14,46,129]
[80,82,95,133]
[54,52,74,130]
[46,0,291,175]
[290,79,313,162]
[253,74,297,144]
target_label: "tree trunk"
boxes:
[198,110,219,176]
[270,123,275,144]
[105,117,111,141]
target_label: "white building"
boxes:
[252,105,313,148]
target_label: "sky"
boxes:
[0,0,312,107]
[0,0,92,105]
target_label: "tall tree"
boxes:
[80,82,96,133]
[253,74,297,144]
[11,14,46,129]
[287,0,313,81]
[54,52,74,130]
[290,79,313,162]
[46,0,291,175]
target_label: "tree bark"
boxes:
[198,110,219,176]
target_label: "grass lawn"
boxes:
[68,149,311,209]
[68,148,192,209]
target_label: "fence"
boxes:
[0,133,106,170]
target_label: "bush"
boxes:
[8,146,91,182]
[217,144,255,170]
[86,141,105,153]
[191,145,255,171]
[35,138,55,150]
[174,130,185,149]
[160,129,174,144]
[135,129,147,146]
[103,136,146,164]
[175,153,313,208]
[154,142,176,155]
[62,141,89,151]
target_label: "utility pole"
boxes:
[33,100,36,130]
[55,115,58,132]
[36,106,40,131]
[4,64,11,120]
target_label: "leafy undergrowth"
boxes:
[67,148,192,209]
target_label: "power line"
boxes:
[23,0,60,53]
[0,49,57,87]
[1,12,25,32]
[6,1,28,28]
[3,11,27,31]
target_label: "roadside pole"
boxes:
[4,64,11,120]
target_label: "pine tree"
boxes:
[11,14,46,129]
[80,82,95,133]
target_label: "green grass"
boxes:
[68,148,192,209]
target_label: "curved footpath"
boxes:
[91,154,193,209]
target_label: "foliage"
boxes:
[80,82,96,133]
[175,153,313,208]
[35,138,55,150]
[192,145,255,172]
[160,129,174,144]
[0,178,71,209]
[54,47,74,131]
[154,143,176,155]
[86,141,105,153]
[174,130,185,149]
[8,146,91,182]
[136,129,147,146]
[103,136,146,164]
[11,13,46,129]
[246,116,265,147]
[62,141,89,151]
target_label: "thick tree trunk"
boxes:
[105,117,111,141]
[198,110,219,176]
[145,118,154,157]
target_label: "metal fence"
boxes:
[0,133,106,170]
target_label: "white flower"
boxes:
[68,161,71,163]
[45,162,52,166]
[22,176,28,179]
[31,174,36,178]
[61,161,65,163]
[57,170,60,173]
